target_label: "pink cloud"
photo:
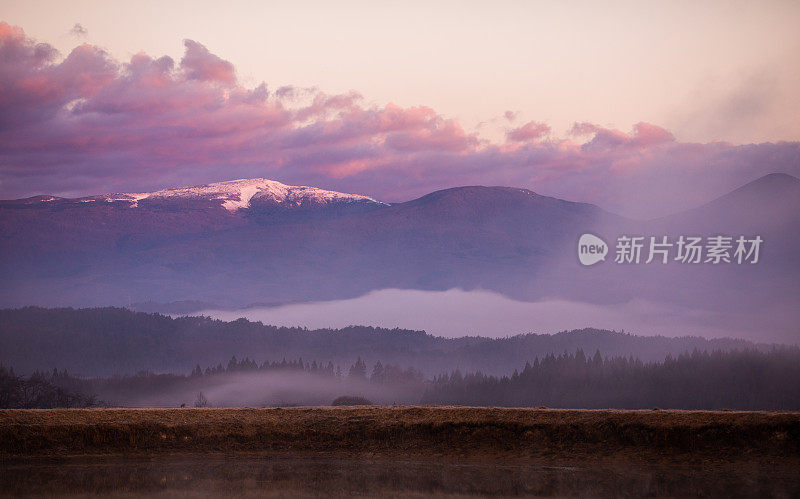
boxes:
[295,91,362,121]
[0,22,798,218]
[180,40,236,85]
[507,121,550,142]
[632,122,675,146]
[384,119,476,152]
[569,122,599,136]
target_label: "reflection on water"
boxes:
[1,455,798,497]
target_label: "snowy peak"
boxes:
[80,178,384,212]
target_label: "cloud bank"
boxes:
[1,23,798,218]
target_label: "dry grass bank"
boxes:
[1,407,799,463]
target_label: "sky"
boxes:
[1,0,799,218]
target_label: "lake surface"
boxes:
[2,455,798,497]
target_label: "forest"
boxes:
[0,306,767,377]
[2,347,799,410]
[421,348,800,410]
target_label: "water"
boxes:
[2,455,798,497]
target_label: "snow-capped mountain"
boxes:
[0,174,797,328]
[38,178,385,212]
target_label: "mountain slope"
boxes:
[589,173,800,324]
[0,179,384,264]
[0,174,797,330]
[0,179,618,307]
[655,172,800,235]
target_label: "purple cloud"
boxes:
[507,121,550,142]
[180,39,236,85]
[0,23,798,218]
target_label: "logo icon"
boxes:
[578,233,608,266]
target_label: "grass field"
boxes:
[2,406,799,464]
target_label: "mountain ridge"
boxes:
[5,172,796,221]
[0,172,797,343]
[0,306,774,376]
[1,178,385,213]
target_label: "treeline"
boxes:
[422,348,800,410]
[0,365,97,409]
[4,348,800,410]
[0,306,767,377]
[189,355,423,385]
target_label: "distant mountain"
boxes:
[653,172,800,236]
[0,307,768,377]
[640,172,800,311]
[2,178,384,212]
[0,174,797,341]
[0,179,617,307]
[0,178,384,257]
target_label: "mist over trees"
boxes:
[2,307,798,410]
[3,347,800,410]
[0,356,426,408]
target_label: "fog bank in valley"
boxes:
[197,288,797,344]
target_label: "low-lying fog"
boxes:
[196,288,797,343]
[105,372,418,408]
